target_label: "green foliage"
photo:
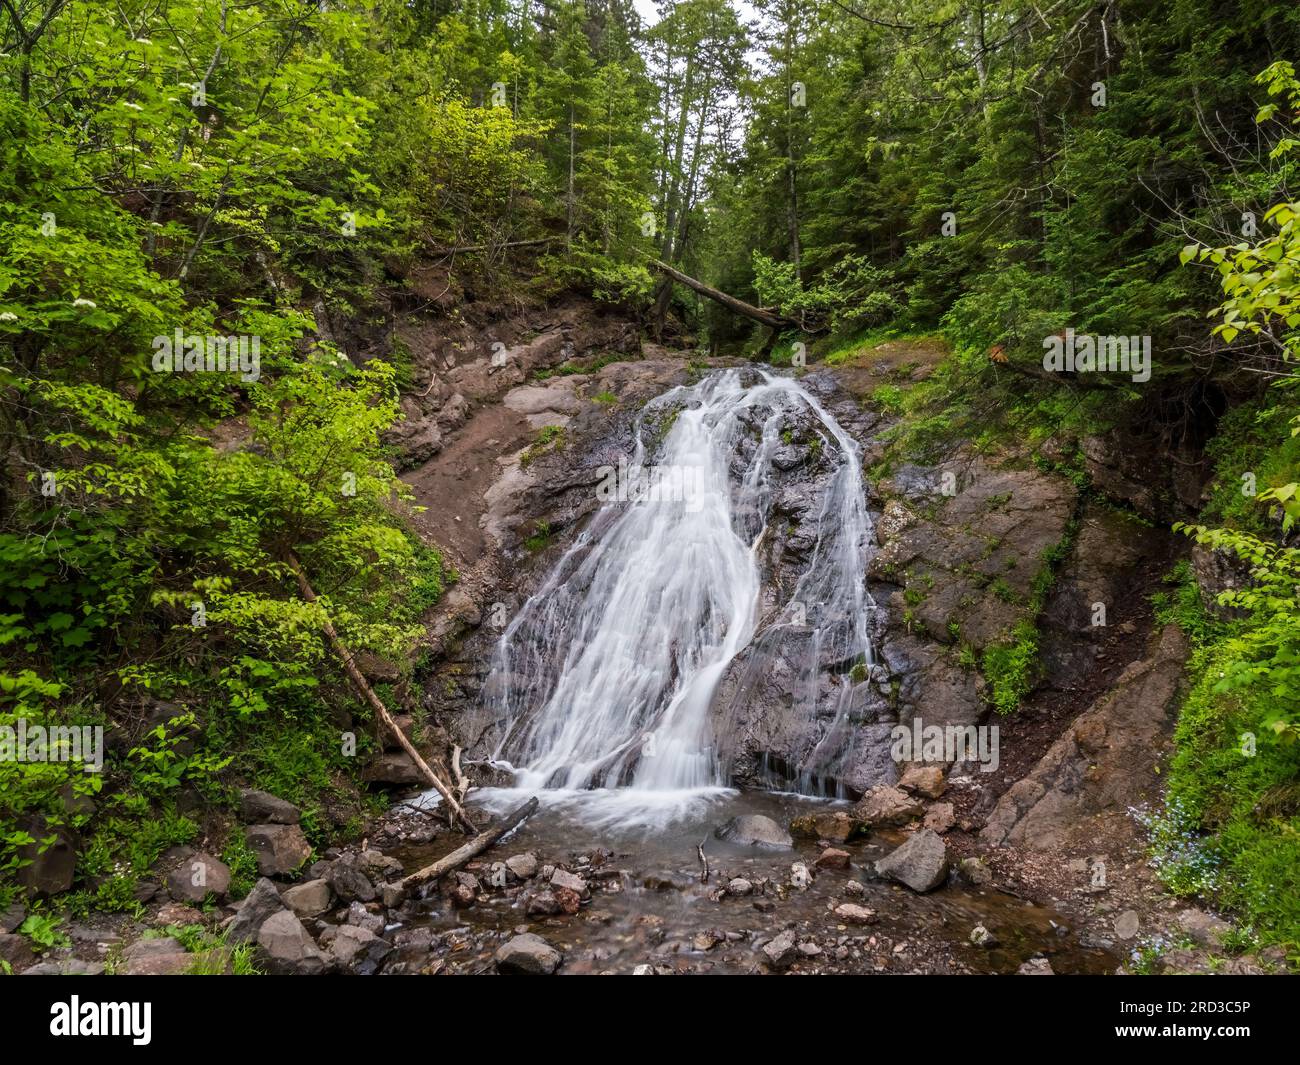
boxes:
[982,619,1040,716]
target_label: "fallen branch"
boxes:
[401,796,540,889]
[697,836,710,884]
[648,258,798,331]
[284,550,477,833]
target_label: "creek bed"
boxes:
[388,789,1117,975]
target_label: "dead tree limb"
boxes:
[648,258,798,331]
[284,550,477,833]
[401,796,540,889]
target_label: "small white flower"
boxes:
[73,298,97,309]
[122,101,143,111]
[0,311,17,322]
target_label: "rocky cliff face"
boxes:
[407,325,1187,853]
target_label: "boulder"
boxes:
[852,785,923,828]
[326,857,377,903]
[120,936,192,976]
[495,933,563,975]
[281,879,333,919]
[226,877,287,944]
[165,852,231,903]
[245,823,311,877]
[898,764,946,798]
[329,924,393,973]
[726,878,753,896]
[923,802,956,834]
[15,819,77,897]
[238,788,300,825]
[256,909,327,975]
[789,810,860,843]
[833,904,878,925]
[715,814,793,850]
[874,829,950,893]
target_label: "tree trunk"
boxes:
[649,259,796,330]
[401,797,539,888]
[284,551,477,833]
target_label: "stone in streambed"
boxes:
[790,810,860,843]
[715,814,793,850]
[495,933,563,975]
[874,829,949,893]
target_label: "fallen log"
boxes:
[648,258,797,331]
[284,550,477,834]
[402,796,540,889]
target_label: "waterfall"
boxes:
[484,368,874,812]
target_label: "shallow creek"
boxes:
[389,789,1117,975]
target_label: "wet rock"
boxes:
[789,862,813,890]
[550,868,590,898]
[359,849,403,880]
[798,941,822,958]
[834,904,878,925]
[256,909,327,975]
[874,829,949,893]
[923,802,956,834]
[380,881,406,908]
[1018,956,1055,975]
[495,933,563,975]
[789,810,860,843]
[726,877,754,896]
[761,930,799,971]
[844,880,867,898]
[814,848,851,870]
[715,814,793,850]
[345,901,384,934]
[553,886,582,915]
[956,857,993,889]
[165,852,231,903]
[899,764,946,798]
[505,852,539,879]
[525,890,562,916]
[852,785,923,828]
[329,924,392,972]
[969,924,997,948]
[245,823,311,877]
[227,877,288,944]
[238,788,300,825]
[327,857,377,903]
[281,879,332,919]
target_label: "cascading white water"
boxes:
[483,368,873,820]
